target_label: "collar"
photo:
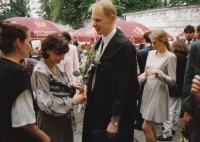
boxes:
[96,28,117,54]
[102,28,117,47]
[186,38,195,44]
[93,28,129,60]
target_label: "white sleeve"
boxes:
[11,89,36,127]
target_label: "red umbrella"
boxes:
[73,27,100,42]
[150,30,174,41]
[115,20,150,43]
[176,32,198,40]
[73,20,150,44]
[6,17,64,39]
[65,29,76,36]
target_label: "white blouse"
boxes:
[11,89,36,127]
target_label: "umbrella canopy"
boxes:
[176,32,198,40]
[73,27,100,42]
[65,29,76,36]
[6,17,64,39]
[73,20,150,44]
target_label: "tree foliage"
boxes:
[36,0,52,20]
[166,0,200,6]
[117,0,163,13]
[0,0,30,21]
[48,0,95,29]
[37,0,200,29]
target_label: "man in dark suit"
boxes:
[182,25,200,141]
[82,0,138,142]
[183,25,196,48]
[135,32,154,130]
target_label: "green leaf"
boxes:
[73,70,81,77]
[84,52,88,56]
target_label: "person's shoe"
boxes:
[157,135,172,141]
[162,127,175,135]
[172,130,175,135]
[134,124,142,131]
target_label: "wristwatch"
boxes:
[111,121,119,127]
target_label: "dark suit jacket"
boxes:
[183,38,196,45]
[136,46,154,74]
[182,40,200,110]
[172,53,187,97]
[82,29,138,142]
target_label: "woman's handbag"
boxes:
[180,127,190,142]
[138,79,146,96]
[50,81,75,98]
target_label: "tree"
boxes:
[166,0,200,6]
[38,0,164,29]
[48,0,95,29]
[37,0,52,20]
[0,0,30,21]
[119,0,163,12]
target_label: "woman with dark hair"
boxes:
[138,29,177,142]
[31,33,86,142]
[0,21,50,141]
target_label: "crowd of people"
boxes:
[0,0,200,142]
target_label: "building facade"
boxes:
[124,5,200,40]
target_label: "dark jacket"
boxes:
[0,57,37,142]
[169,53,187,97]
[136,46,154,74]
[182,40,200,110]
[82,29,138,142]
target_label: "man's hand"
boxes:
[183,111,193,127]
[106,122,119,138]
[191,75,200,100]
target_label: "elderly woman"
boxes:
[138,29,177,142]
[31,33,86,142]
[0,21,50,141]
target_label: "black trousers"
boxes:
[135,91,144,127]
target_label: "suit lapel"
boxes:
[92,29,129,60]
[101,29,129,60]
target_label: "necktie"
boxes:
[95,41,104,63]
[187,41,190,46]
[91,40,104,90]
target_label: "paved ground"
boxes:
[73,105,184,142]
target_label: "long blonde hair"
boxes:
[149,29,171,51]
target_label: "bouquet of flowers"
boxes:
[73,46,96,82]
[73,46,97,112]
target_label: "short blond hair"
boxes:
[89,0,117,18]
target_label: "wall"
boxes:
[124,5,200,40]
